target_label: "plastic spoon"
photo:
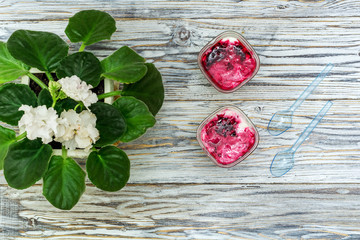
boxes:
[270,100,333,177]
[267,63,334,136]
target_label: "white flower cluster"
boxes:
[18,76,101,151]
[56,110,99,151]
[18,105,58,144]
[18,105,99,151]
[58,75,98,108]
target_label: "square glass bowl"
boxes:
[198,31,260,93]
[197,106,259,168]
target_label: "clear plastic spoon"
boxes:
[270,100,333,177]
[267,63,334,136]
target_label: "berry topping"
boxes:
[214,114,237,137]
[200,36,258,91]
[200,108,257,166]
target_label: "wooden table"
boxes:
[1,0,360,239]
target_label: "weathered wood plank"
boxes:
[1,184,360,239]
[0,2,360,102]
[104,99,360,184]
[1,17,359,102]
[1,0,360,20]
[1,99,359,185]
[0,0,360,239]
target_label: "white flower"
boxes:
[18,105,58,144]
[55,109,99,151]
[58,75,98,108]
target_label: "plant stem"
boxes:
[15,132,27,142]
[26,72,48,90]
[79,43,86,52]
[51,94,63,108]
[97,90,122,100]
[62,145,67,159]
[74,104,80,111]
[74,103,82,112]
[51,97,57,108]
[45,71,54,82]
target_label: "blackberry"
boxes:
[215,115,237,137]
[206,46,226,66]
[233,45,246,61]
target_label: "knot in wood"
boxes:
[255,106,263,113]
[277,5,288,9]
[27,217,38,227]
[179,28,190,41]
[173,26,192,46]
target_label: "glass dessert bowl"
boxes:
[198,31,260,93]
[197,106,259,167]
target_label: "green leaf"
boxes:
[54,98,78,115]
[38,89,53,108]
[56,52,102,87]
[43,155,86,210]
[65,10,116,46]
[0,126,16,170]
[121,63,164,116]
[89,102,127,146]
[113,96,155,142]
[4,138,52,189]
[0,41,30,84]
[7,30,69,72]
[0,83,37,125]
[87,146,130,192]
[101,46,147,83]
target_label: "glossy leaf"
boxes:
[121,63,164,116]
[4,138,52,189]
[0,83,37,125]
[43,155,86,210]
[37,89,77,114]
[89,102,127,146]
[101,46,147,83]
[87,146,130,192]
[0,126,16,170]
[0,41,30,84]
[38,89,53,108]
[65,10,116,46]
[54,98,79,115]
[113,96,155,142]
[7,30,69,72]
[56,52,102,87]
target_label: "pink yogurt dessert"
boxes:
[198,31,260,93]
[197,106,259,167]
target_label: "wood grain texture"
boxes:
[1,0,360,239]
[2,184,360,239]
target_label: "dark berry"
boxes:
[226,62,234,70]
[206,46,226,66]
[233,45,246,61]
[215,115,237,137]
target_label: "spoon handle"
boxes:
[289,63,334,112]
[290,101,333,152]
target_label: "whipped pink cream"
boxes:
[199,108,257,166]
[200,36,258,91]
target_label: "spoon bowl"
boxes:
[270,149,295,177]
[267,109,293,136]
